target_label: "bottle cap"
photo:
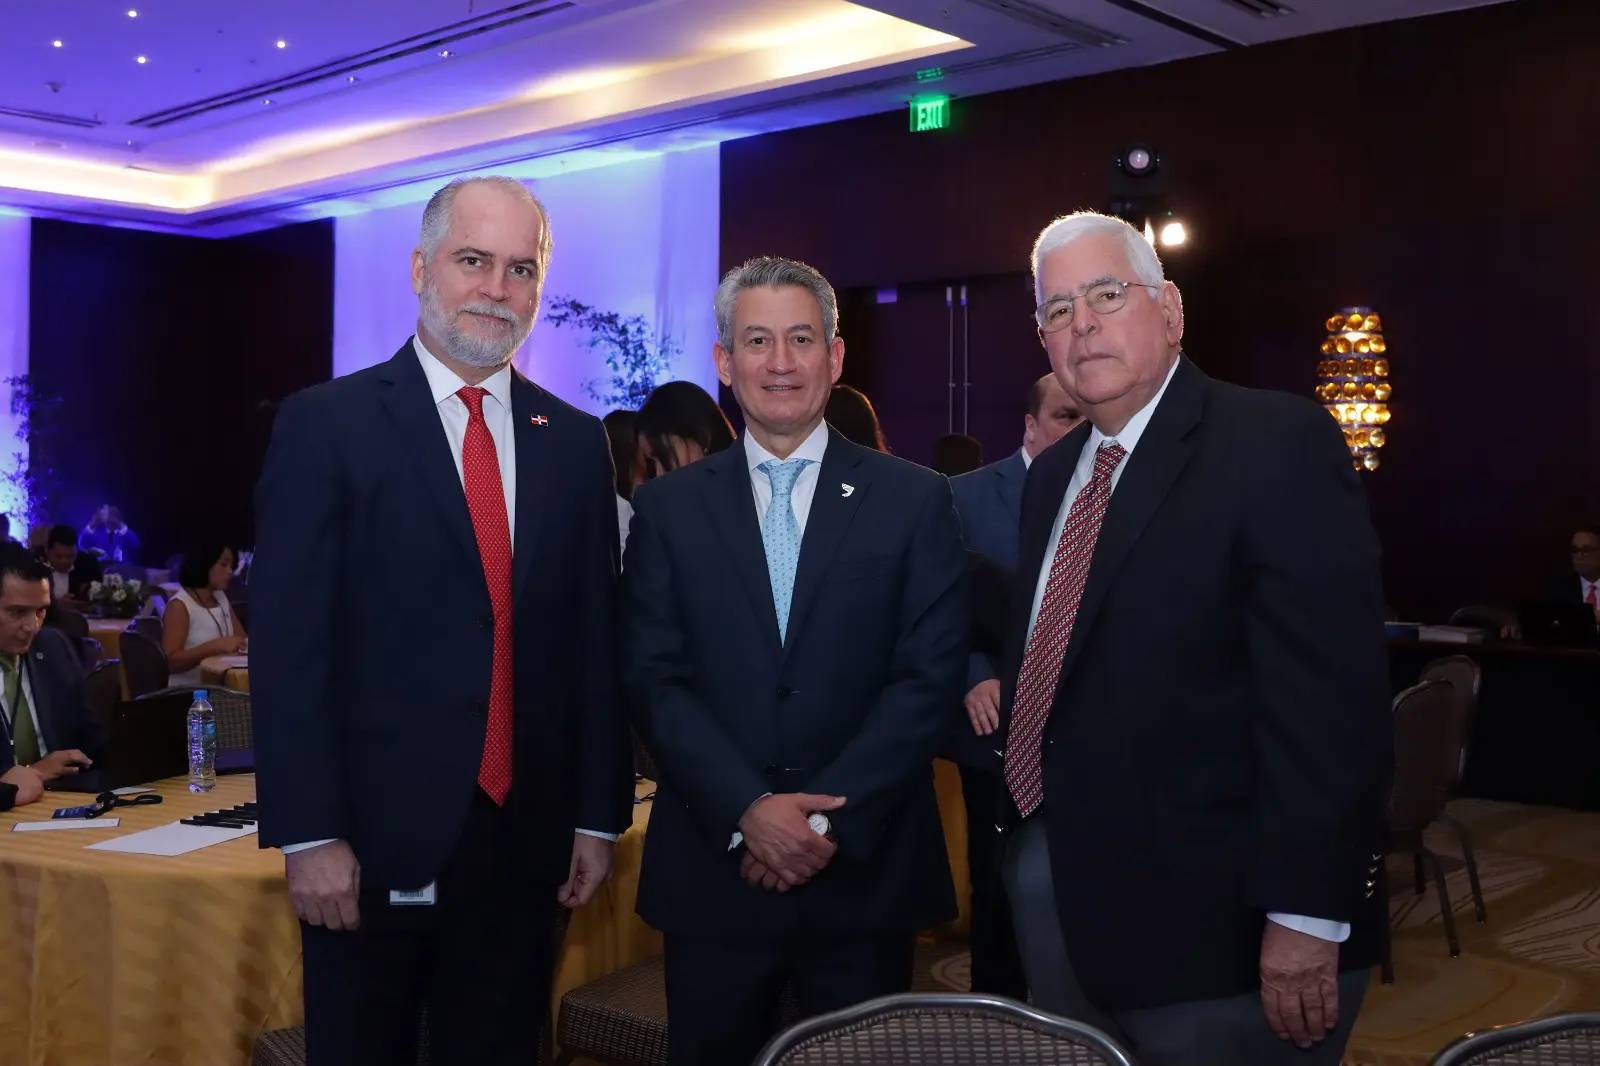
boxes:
[195,690,209,700]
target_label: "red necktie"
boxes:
[1587,584,1599,622]
[1004,440,1126,817]
[457,387,514,804]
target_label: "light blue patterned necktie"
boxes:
[759,458,813,643]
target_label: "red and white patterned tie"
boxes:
[457,387,514,805]
[1004,440,1126,817]
[1588,583,1599,622]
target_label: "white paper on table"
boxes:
[13,818,120,832]
[86,821,257,856]
[110,786,155,796]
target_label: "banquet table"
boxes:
[0,764,971,1066]
[199,654,251,692]
[86,618,126,663]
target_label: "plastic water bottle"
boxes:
[188,690,217,793]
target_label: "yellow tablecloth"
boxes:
[199,656,251,692]
[0,775,302,1066]
[86,618,125,662]
[0,765,971,1066]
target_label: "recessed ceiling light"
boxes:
[127,9,138,17]
[136,55,147,64]
[438,49,454,57]
[52,40,63,48]
[262,98,272,105]
[276,39,286,48]
[346,75,359,83]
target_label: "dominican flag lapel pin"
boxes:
[530,415,549,426]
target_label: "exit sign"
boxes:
[909,94,950,132]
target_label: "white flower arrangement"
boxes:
[89,571,149,618]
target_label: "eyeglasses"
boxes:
[1035,278,1160,333]
[1572,545,1599,556]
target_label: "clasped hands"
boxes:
[737,792,845,892]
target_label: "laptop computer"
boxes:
[46,697,189,793]
[1516,601,1600,648]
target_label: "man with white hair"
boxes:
[252,176,633,1065]
[994,211,1389,1065]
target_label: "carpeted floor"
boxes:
[914,798,1600,1065]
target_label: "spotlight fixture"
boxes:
[1314,308,1392,472]
[1160,221,1187,247]
[127,8,138,16]
[52,40,63,48]
[135,55,147,64]
[1117,144,1158,178]
[1110,145,1187,251]
[276,39,286,48]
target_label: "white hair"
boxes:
[418,176,553,280]
[714,257,838,351]
[1031,211,1165,304]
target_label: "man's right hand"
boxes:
[31,749,92,780]
[0,764,45,807]
[737,793,844,887]
[964,679,1001,735]
[286,839,362,931]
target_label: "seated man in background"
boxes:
[0,541,105,810]
[81,505,142,563]
[1554,524,1600,619]
[42,524,102,608]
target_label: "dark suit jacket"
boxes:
[39,552,103,601]
[0,627,108,810]
[945,451,1028,767]
[251,341,634,890]
[1543,575,1587,605]
[998,357,1391,1010]
[621,429,969,937]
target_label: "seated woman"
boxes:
[162,541,247,686]
[635,380,736,482]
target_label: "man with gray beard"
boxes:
[252,176,633,1066]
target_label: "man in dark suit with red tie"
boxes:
[996,212,1390,1066]
[252,176,633,1066]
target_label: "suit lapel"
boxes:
[510,373,554,604]
[701,445,784,658]
[378,343,480,568]
[1053,357,1205,685]
[784,435,869,654]
[996,450,1027,525]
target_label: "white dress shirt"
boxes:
[50,571,69,601]
[745,421,830,533]
[727,421,831,850]
[1020,447,1034,470]
[284,337,614,857]
[1023,357,1348,944]
[1583,577,1599,609]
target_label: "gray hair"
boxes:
[418,176,554,289]
[1031,211,1164,304]
[714,257,838,351]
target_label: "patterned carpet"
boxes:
[916,799,1600,1065]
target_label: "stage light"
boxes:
[1159,221,1187,247]
[1120,144,1157,177]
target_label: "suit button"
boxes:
[776,686,792,700]
[472,700,489,717]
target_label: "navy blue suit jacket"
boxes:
[944,450,1027,768]
[251,342,634,890]
[0,628,107,809]
[620,429,969,937]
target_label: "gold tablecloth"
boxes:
[199,656,250,692]
[85,619,125,663]
[0,775,302,1066]
[0,764,970,1066]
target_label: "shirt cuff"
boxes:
[1267,912,1350,943]
[729,792,776,851]
[282,838,337,855]
[575,828,619,842]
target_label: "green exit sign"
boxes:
[909,94,950,132]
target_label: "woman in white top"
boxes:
[162,542,247,686]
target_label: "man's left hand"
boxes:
[557,833,615,909]
[1260,921,1340,1048]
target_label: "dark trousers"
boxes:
[958,762,1027,999]
[301,792,558,1066]
[663,931,915,1066]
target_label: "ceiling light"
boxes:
[1159,221,1187,247]
[346,75,359,83]
[136,55,147,64]
[262,98,272,105]
[276,40,286,49]
[438,49,454,57]
[52,40,63,48]
[127,9,138,17]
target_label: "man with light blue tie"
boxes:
[620,257,970,1066]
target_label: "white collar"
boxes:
[744,421,830,473]
[412,334,513,410]
[1086,355,1181,457]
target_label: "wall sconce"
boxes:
[1314,307,1391,471]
